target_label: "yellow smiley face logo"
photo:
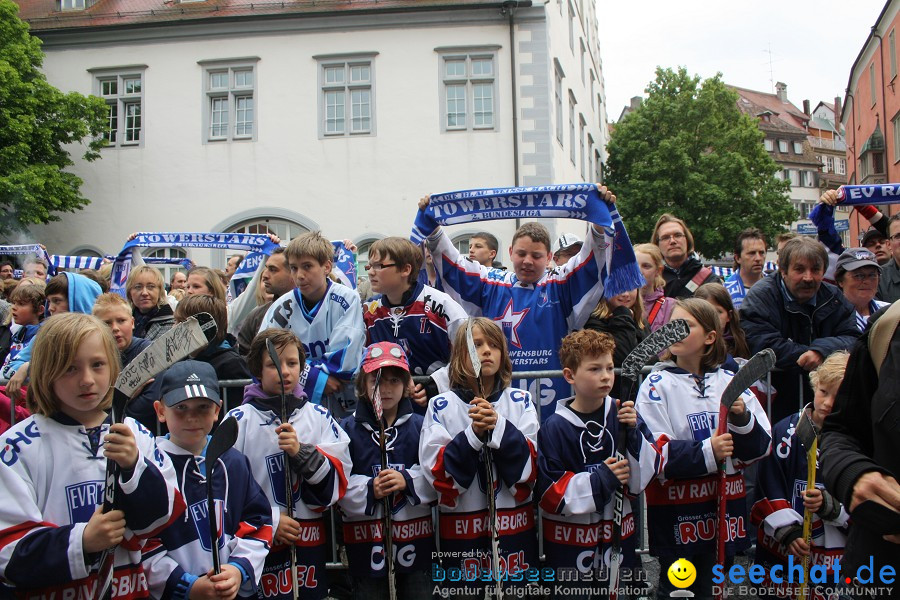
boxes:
[667,558,697,589]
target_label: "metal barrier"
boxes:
[1,366,789,570]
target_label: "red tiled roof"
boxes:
[15,0,510,30]
[728,84,810,132]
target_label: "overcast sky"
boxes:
[597,0,887,121]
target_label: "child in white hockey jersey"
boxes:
[537,330,661,599]
[752,351,850,599]
[420,317,539,595]
[228,329,352,600]
[338,342,436,599]
[259,231,366,418]
[636,298,772,600]
[0,313,184,600]
[142,361,273,600]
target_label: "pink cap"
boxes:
[361,342,410,374]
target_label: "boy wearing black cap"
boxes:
[143,360,273,600]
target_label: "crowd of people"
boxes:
[0,184,896,600]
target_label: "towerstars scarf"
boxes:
[109,232,280,297]
[410,183,643,296]
[0,244,56,277]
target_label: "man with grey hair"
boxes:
[740,236,858,423]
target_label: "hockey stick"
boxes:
[466,319,502,600]
[715,348,775,600]
[606,319,690,597]
[794,405,819,600]
[266,339,299,600]
[94,313,218,600]
[371,370,397,600]
[206,416,238,575]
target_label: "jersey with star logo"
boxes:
[426,225,614,421]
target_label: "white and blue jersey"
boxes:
[0,413,184,600]
[426,224,614,420]
[419,386,539,578]
[635,363,772,557]
[259,280,366,406]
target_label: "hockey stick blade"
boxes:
[207,416,238,465]
[465,318,482,390]
[115,313,217,400]
[794,405,819,451]
[206,417,238,574]
[719,348,775,413]
[620,318,690,384]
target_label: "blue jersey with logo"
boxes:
[142,440,273,600]
[426,224,615,421]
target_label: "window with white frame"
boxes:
[555,66,564,144]
[200,59,258,143]
[893,113,900,162]
[891,29,898,80]
[793,141,804,154]
[92,68,145,147]
[803,170,815,187]
[764,139,774,152]
[778,139,788,152]
[568,1,575,52]
[438,49,498,132]
[838,158,846,175]
[316,54,377,137]
[579,115,586,179]
[580,40,586,83]
[826,156,834,173]
[594,148,602,182]
[569,94,576,164]
[61,0,86,10]
[871,63,877,107]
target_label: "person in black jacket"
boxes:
[584,288,647,398]
[651,213,721,299]
[740,237,858,423]
[174,294,251,412]
[820,301,899,588]
[126,265,175,341]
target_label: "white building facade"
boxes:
[18,0,609,271]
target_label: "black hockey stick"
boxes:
[466,319,502,600]
[266,339,299,600]
[206,416,238,574]
[715,348,775,600]
[94,313,218,600]
[607,319,690,598]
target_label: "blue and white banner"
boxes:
[51,255,104,270]
[332,241,357,290]
[109,232,280,297]
[0,244,56,277]
[410,183,641,297]
[837,184,900,204]
[411,183,614,243]
[711,263,777,278]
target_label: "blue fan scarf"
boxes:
[410,183,642,296]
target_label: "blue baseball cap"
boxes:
[159,360,221,407]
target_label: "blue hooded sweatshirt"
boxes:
[1,272,103,378]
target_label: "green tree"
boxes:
[0,0,107,235]
[606,67,795,259]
